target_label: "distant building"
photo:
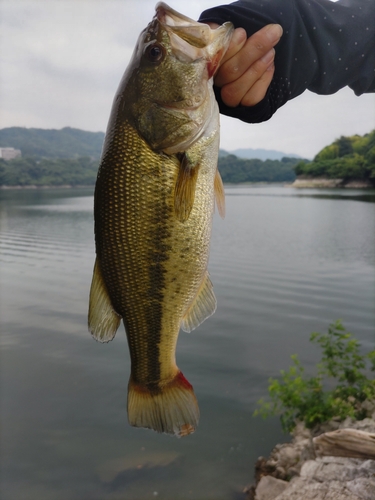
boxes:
[0,147,22,160]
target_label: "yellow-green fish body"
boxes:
[88,2,233,437]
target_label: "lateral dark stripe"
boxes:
[145,201,171,394]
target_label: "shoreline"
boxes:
[1,178,375,190]
[0,184,94,190]
[246,412,375,500]
[290,177,374,189]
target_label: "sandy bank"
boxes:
[291,177,374,189]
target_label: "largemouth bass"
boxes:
[88,2,233,437]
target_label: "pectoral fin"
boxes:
[181,271,217,332]
[214,169,225,218]
[174,152,199,222]
[88,258,121,342]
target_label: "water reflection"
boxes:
[225,185,375,203]
[1,186,374,500]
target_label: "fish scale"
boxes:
[88,2,233,436]
[95,119,213,386]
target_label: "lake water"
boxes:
[1,185,374,500]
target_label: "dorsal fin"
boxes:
[181,271,217,332]
[88,258,121,342]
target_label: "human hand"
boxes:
[209,23,283,107]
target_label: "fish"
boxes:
[88,2,233,437]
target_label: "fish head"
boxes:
[122,2,233,153]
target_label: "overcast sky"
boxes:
[1,0,374,159]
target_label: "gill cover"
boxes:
[124,3,233,153]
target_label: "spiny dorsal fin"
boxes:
[214,168,225,218]
[174,152,199,222]
[88,258,121,342]
[181,271,217,332]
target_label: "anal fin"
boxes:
[88,258,121,342]
[181,271,217,332]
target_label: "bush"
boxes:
[314,144,339,162]
[294,130,375,181]
[254,321,375,433]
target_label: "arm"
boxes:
[200,0,375,123]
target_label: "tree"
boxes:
[294,130,375,183]
[337,136,353,157]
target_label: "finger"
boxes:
[241,63,275,107]
[220,48,275,107]
[220,27,247,64]
[215,24,282,88]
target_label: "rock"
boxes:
[275,478,363,500]
[300,457,373,482]
[311,418,341,437]
[251,417,375,500]
[253,441,313,482]
[292,421,312,442]
[342,417,375,434]
[254,456,277,484]
[347,476,375,500]
[273,457,375,500]
[360,400,375,417]
[254,476,288,500]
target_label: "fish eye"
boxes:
[144,43,165,64]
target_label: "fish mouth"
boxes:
[155,2,212,49]
[155,2,233,71]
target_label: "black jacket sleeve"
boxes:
[199,0,375,123]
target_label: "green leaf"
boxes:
[253,321,375,433]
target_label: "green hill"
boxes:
[294,130,375,183]
[0,153,298,187]
[0,127,105,159]
[0,126,300,187]
[0,156,98,187]
[220,147,302,161]
[218,155,298,183]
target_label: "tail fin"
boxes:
[127,372,199,437]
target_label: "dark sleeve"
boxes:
[199,0,375,123]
